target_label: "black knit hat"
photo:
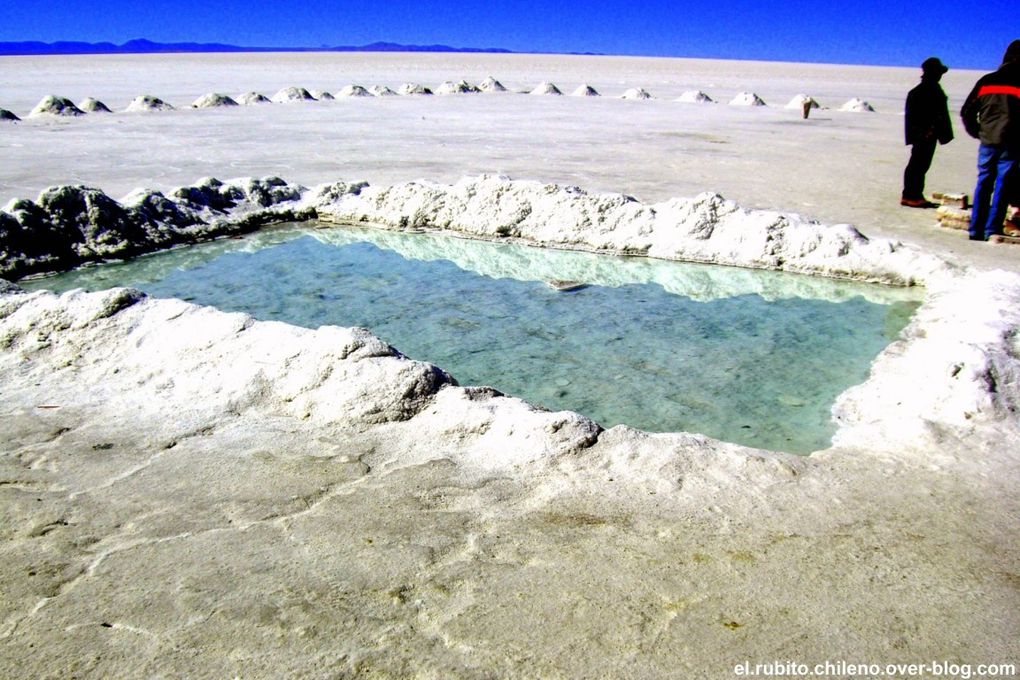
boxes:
[1004,40,1020,64]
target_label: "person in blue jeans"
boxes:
[961,40,1020,241]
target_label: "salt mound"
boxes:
[0,108,20,122]
[478,76,508,92]
[78,97,112,113]
[28,95,85,117]
[620,87,652,100]
[125,95,174,112]
[369,85,397,96]
[841,98,875,112]
[729,92,767,106]
[337,85,372,97]
[271,87,315,103]
[677,90,714,103]
[571,84,600,97]
[398,83,433,96]
[530,82,563,95]
[236,92,271,105]
[310,90,335,101]
[786,94,820,110]
[436,80,480,94]
[191,93,239,108]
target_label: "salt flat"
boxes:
[1,52,1014,272]
[0,53,1018,678]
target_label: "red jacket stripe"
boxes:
[977,84,1020,98]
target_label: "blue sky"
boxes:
[1,0,1016,69]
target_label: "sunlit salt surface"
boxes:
[23,223,921,454]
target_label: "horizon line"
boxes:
[0,38,968,70]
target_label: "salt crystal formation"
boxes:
[236,92,271,105]
[620,88,652,100]
[478,76,508,92]
[530,82,563,95]
[729,92,767,106]
[125,95,174,112]
[28,95,85,117]
[398,83,433,95]
[310,90,335,101]
[0,176,327,279]
[571,84,601,97]
[368,85,398,96]
[78,97,112,113]
[191,93,239,108]
[677,90,714,103]
[841,97,875,112]
[271,87,315,103]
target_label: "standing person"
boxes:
[901,57,954,208]
[961,40,1020,241]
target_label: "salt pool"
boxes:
[22,223,921,454]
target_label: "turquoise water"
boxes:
[23,224,920,454]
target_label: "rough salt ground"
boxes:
[1,54,1019,677]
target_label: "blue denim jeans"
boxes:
[970,144,1018,240]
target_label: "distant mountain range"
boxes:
[0,39,522,56]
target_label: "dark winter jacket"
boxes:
[961,61,1020,149]
[905,78,953,145]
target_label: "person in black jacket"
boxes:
[901,57,954,208]
[961,40,1020,240]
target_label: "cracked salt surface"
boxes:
[23,224,921,454]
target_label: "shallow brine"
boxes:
[22,223,921,454]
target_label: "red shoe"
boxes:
[900,198,937,208]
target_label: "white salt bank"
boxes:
[191,93,239,108]
[841,97,876,112]
[236,91,271,105]
[78,97,112,113]
[368,85,398,96]
[677,90,714,103]
[729,91,767,106]
[436,80,480,94]
[478,76,508,92]
[571,83,601,96]
[398,82,433,95]
[28,95,85,117]
[125,95,174,111]
[337,85,373,97]
[310,90,335,101]
[271,87,315,103]
[530,81,563,95]
[786,93,820,111]
[620,87,652,100]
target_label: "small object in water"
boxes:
[546,279,587,292]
